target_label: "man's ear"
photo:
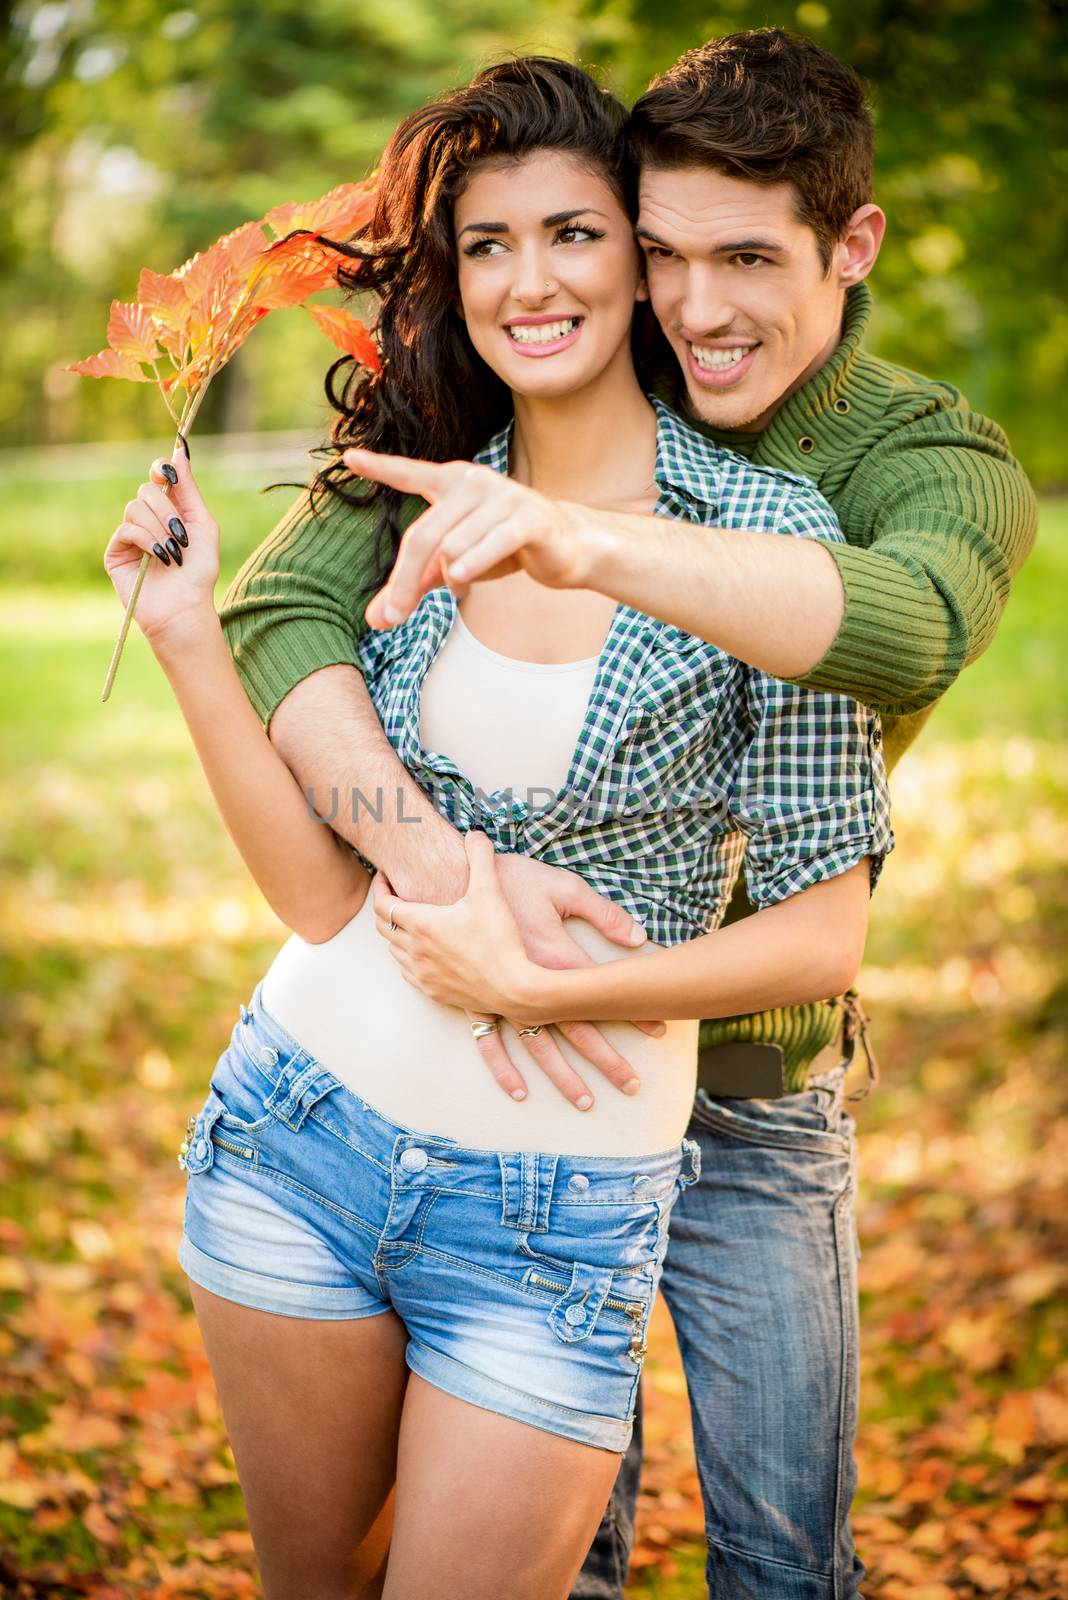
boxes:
[836,203,886,286]
[635,274,650,304]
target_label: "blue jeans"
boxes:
[571,1062,865,1599]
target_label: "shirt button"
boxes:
[400,1147,429,1173]
[798,435,816,454]
[565,1304,587,1326]
[259,1045,279,1067]
[568,1173,590,1192]
[833,397,851,415]
[194,1139,208,1161]
[872,726,883,746]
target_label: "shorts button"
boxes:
[400,1147,428,1173]
[565,1304,587,1326]
[259,1046,279,1067]
[194,1139,208,1160]
[568,1173,590,1192]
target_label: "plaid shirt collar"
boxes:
[472,393,722,522]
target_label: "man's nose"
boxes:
[678,268,734,341]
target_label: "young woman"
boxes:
[104,58,892,1600]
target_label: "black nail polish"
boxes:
[175,432,190,459]
[153,542,172,566]
[161,462,178,485]
[168,516,188,547]
[165,537,183,566]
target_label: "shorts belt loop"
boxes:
[498,1151,556,1232]
[265,1059,340,1130]
[679,1137,701,1188]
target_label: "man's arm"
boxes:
[270,663,470,903]
[351,415,1037,719]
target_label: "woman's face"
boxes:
[453,148,645,400]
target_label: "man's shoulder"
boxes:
[848,348,1015,453]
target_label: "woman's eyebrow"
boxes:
[541,207,610,227]
[458,208,610,239]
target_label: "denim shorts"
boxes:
[176,979,700,1452]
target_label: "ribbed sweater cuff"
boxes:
[229,620,364,733]
[792,542,957,715]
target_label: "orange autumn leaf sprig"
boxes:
[62,179,381,701]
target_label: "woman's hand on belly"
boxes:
[372,838,649,1111]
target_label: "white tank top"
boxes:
[258,609,698,1156]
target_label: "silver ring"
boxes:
[517,1025,544,1039]
[469,1020,500,1040]
[387,899,398,933]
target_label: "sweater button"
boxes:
[798,435,816,454]
[833,397,851,415]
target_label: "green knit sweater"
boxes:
[219,281,1037,1090]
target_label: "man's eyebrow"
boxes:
[458,208,609,238]
[635,227,787,256]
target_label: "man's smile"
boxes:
[686,339,760,387]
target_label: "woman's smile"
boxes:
[504,313,585,356]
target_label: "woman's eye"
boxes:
[465,238,507,257]
[556,225,604,245]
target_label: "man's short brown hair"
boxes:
[630,28,874,269]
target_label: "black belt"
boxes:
[695,990,880,1102]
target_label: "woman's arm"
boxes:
[150,609,370,942]
[103,446,370,943]
[377,833,871,1022]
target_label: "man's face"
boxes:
[637,166,848,431]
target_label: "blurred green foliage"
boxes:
[4,0,1066,482]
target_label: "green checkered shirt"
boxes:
[356,396,894,946]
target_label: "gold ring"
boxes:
[517,1025,543,1039]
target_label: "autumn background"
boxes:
[2,1,1066,1597]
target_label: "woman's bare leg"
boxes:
[382,1374,622,1600]
[189,1282,408,1600]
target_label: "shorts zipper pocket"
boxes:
[212,1132,256,1160]
[526,1271,644,1320]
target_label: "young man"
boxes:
[217,30,1035,1600]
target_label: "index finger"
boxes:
[343,446,447,501]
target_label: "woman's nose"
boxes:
[512,252,558,306]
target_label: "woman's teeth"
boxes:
[692,344,755,371]
[507,319,578,345]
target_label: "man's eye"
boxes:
[645,245,676,261]
[734,253,766,268]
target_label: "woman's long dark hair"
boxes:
[268,56,661,596]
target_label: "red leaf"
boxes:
[263,179,377,242]
[135,267,189,330]
[106,301,163,364]
[303,304,381,371]
[58,348,152,381]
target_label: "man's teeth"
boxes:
[508,319,578,345]
[692,344,754,371]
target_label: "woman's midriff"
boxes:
[259,893,698,1157]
